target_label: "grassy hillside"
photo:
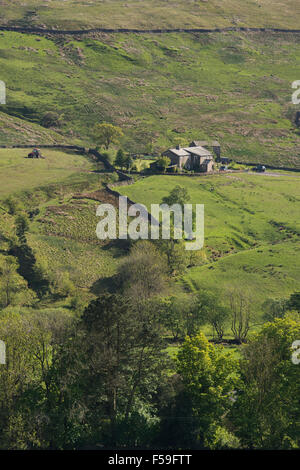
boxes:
[0,0,299,30]
[0,147,95,197]
[0,111,72,146]
[0,147,123,307]
[118,172,300,311]
[0,31,299,167]
[182,241,299,311]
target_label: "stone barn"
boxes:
[162,144,214,172]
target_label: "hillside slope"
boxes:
[118,173,300,312]
[0,0,299,30]
[0,111,71,146]
[0,31,299,167]
[0,147,120,302]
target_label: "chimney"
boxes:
[176,144,180,150]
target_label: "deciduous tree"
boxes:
[118,241,168,300]
[94,122,124,150]
[159,332,239,448]
[231,317,300,449]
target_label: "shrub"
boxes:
[41,111,62,128]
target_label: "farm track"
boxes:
[1,26,300,36]
[249,171,300,178]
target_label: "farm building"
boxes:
[162,144,214,172]
[189,140,221,160]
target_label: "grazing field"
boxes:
[0,0,299,30]
[0,147,95,197]
[182,241,299,312]
[118,172,300,311]
[0,31,300,167]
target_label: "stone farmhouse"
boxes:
[162,141,220,172]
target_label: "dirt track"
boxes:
[248,171,300,178]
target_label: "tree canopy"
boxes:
[94,122,124,150]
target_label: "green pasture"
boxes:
[0,31,299,167]
[118,172,300,312]
[0,148,95,198]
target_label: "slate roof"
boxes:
[190,140,220,147]
[183,146,213,157]
[168,148,190,157]
[167,145,213,158]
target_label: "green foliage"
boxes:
[173,332,239,447]
[231,317,300,449]
[156,156,171,172]
[162,185,190,207]
[80,293,169,446]
[114,148,126,169]
[124,155,133,171]
[15,213,29,241]
[114,406,160,448]
[205,424,240,450]
[0,255,34,307]
[288,292,300,312]
[157,239,189,276]
[0,309,73,449]
[69,294,87,314]
[9,242,50,297]
[4,196,23,215]
[157,294,204,340]
[94,122,124,150]
[195,290,230,341]
[49,270,75,298]
[119,173,300,316]
[262,297,288,322]
[118,240,168,299]
[0,31,299,167]
[41,111,62,129]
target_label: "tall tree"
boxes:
[79,293,169,446]
[157,295,195,341]
[195,290,230,341]
[114,148,126,169]
[229,290,252,343]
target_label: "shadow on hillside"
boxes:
[90,273,120,296]
[101,238,132,255]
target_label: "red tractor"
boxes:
[27,148,45,159]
